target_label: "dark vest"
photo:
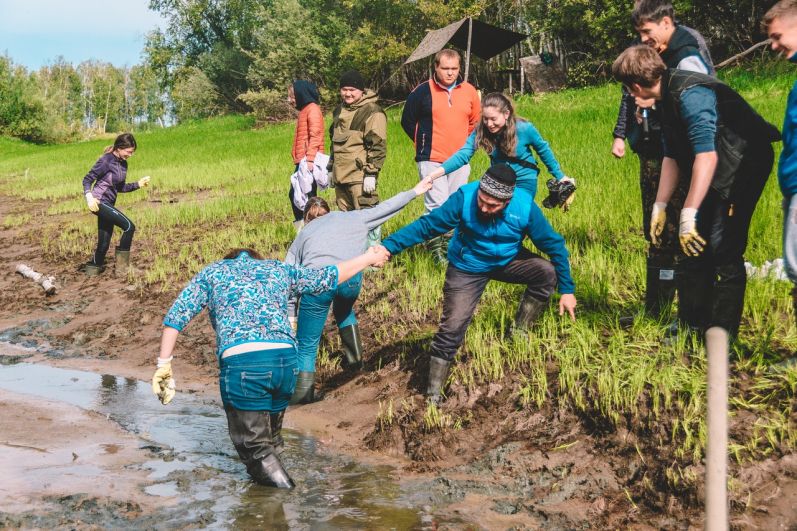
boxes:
[660,69,780,199]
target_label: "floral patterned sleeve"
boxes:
[289,264,338,299]
[163,268,211,331]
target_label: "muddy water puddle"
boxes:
[0,354,466,529]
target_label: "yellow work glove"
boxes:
[679,208,706,257]
[85,192,100,213]
[650,201,667,247]
[151,356,176,405]
[138,175,151,188]
[560,176,576,212]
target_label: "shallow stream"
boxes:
[0,353,467,529]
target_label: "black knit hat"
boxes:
[479,164,517,199]
[339,69,366,90]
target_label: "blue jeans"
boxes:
[219,348,298,411]
[296,273,362,372]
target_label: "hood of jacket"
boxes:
[293,80,320,110]
[344,89,379,110]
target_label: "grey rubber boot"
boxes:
[426,356,451,405]
[339,324,363,369]
[289,371,315,405]
[252,454,295,489]
[269,411,286,455]
[114,249,130,278]
[512,294,549,337]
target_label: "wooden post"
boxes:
[464,17,473,83]
[705,326,729,531]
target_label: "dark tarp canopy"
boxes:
[405,17,527,81]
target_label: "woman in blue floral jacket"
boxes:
[151,245,388,488]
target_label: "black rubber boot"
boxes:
[427,236,448,265]
[512,294,548,337]
[114,248,130,278]
[339,324,363,369]
[426,356,451,405]
[708,263,747,339]
[224,406,293,487]
[644,256,677,319]
[677,263,712,333]
[289,371,315,405]
[251,454,295,489]
[270,411,285,455]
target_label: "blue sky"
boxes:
[0,0,166,69]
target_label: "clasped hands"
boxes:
[367,245,391,268]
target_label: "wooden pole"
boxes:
[464,17,473,83]
[705,326,729,531]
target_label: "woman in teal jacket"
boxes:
[426,92,573,199]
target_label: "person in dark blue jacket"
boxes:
[81,133,150,277]
[381,164,577,403]
[765,1,797,338]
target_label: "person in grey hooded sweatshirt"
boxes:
[285,175,433,404]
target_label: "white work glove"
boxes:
[151,356,176,405]
[679,208,705,257]
[138,175,151,187]
[289,316,297,332]
[85,192,100,213]
[650,201,667,247]
[362,175,377,194]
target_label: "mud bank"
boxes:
[0,194,795,529]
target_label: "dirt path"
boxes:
[1,194,795,529]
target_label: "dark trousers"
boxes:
[91,203,135,266]
[677,144,773,336]
[431,247,557,362]
[289,180,317,221]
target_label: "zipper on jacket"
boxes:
[420,133,426,155]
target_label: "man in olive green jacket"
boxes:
[329,70,387,215]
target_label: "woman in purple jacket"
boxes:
[81,133,150,276]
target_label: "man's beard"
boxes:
[476,209,500,222]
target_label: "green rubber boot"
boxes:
[339,324,363,369]
[114,249,131,278]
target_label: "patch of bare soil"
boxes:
[1,193,795,529]
[0,387,158,526]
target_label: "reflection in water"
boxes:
[0,360,436,528]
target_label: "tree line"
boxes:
[0,0,776,143]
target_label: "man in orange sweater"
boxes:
[401,49,481,262]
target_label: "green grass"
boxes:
[0,65,794,488]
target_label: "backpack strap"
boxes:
[501,155,539,172]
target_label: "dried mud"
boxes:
[0,194,795,529]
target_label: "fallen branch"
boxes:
[15,264,57,295]
[716,40,771,69]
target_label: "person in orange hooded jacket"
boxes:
[288,80,325,230]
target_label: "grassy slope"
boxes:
[0,65,794,486]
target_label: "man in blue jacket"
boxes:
[765,1,797,339]
[382,164,577,403]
